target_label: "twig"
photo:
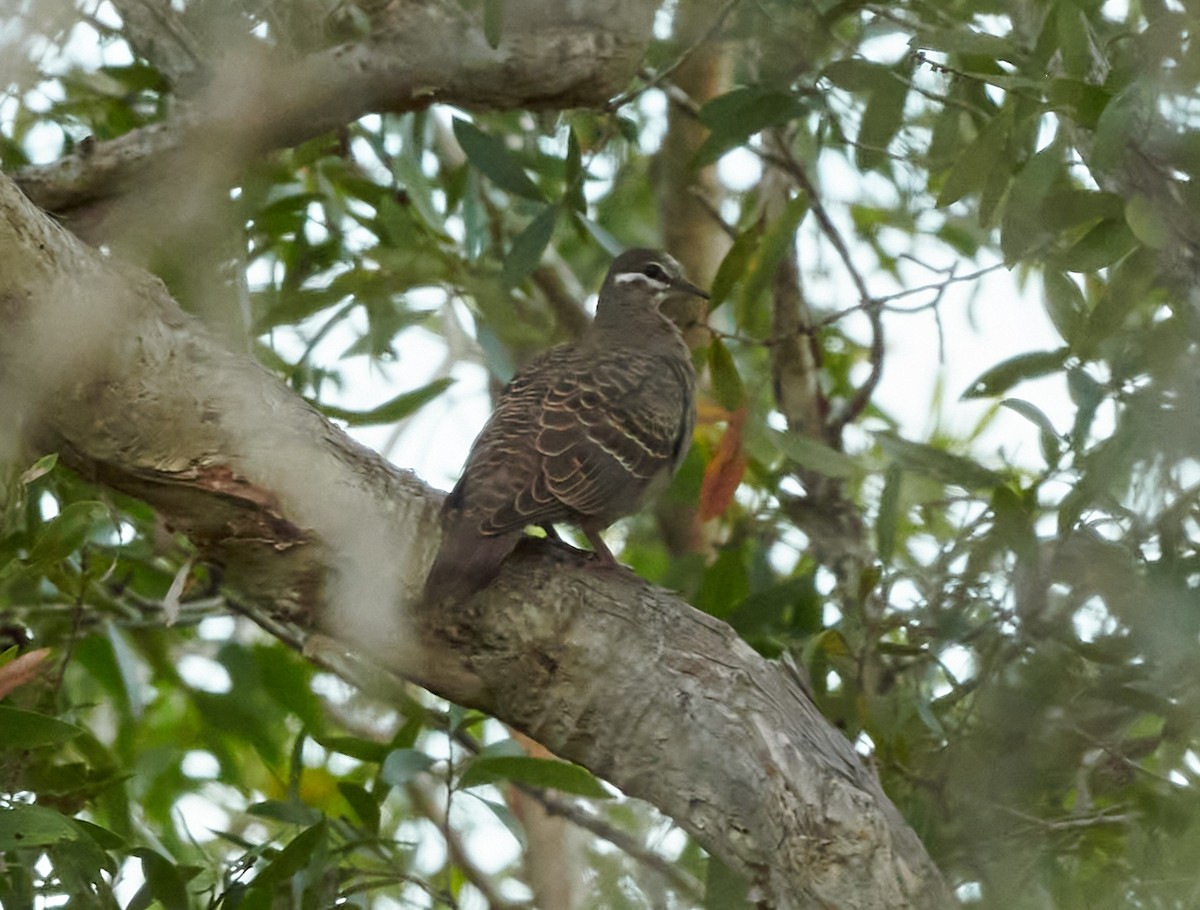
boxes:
[408,777,534,910]
[608,0,745,110]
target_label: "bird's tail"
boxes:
[422,513,521,603]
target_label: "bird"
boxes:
[423,248,709,602]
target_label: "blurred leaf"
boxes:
[1053,218,1138,272]
[856,65,909,172]
[771,430,863,479]
[937,107,1013,208]
[19,453,57,485]
[705,855,752,909]
[319,736,390,763]
[317,378,452,426]
[483,0,504,47]
[1042,271,1087,344]
[254,819,328,887]
[961,348,1069,399]
[452,119,544,201]
[1001,141,1063,262]
[24,501,109,569]
[694,543,750,618]
[708,338,745,411]
[912,28,1022,60]
[1000,398,1063,465]
[700,410,747,521]
[0,804,81,850]
[739,196,808,313]
[380,748,436,787]
[877,465,902,565]
[823,58,889,92]
[693,86,806,167]
[459,755,610,798]
[709,229,758,310]
[0,706,85,750]
[127,849,193,910]
[502,203,559,287]
[337,783,380,834]
[877,432,1003,489]
[1124,194,1172,249]
[247,801,323,826]
[564,128,586,213]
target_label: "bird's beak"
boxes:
[670,277,710,300]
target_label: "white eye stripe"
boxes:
[613,271,670,290]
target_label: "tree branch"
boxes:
[12,0,661,221]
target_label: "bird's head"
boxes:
[602,248,710,306]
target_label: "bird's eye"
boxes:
[643,263,670,283]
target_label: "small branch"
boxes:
[608,0,745,109]
[107,0,205,88]
[408,777,534,910]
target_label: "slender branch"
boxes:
[608,0,745,109]
[408,777,534,910]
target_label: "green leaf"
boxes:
[1124,194,1172,249]
[708,337,745,411]
[1001,141,1063,262]
[483,0,503,48]
[380,748,436,787]
[317,377,452,426]
[726,572,820,637]
[19,453,57,485]
[912,28,1022,61]
[318,736,389,763]
[1042,272,1087,343]
[0,706,85,750]
[856,66,909,172]
[705,855,752,909]
[1046,79,1110,128]
[1055,0,1093,78]
[502,203,559,287]
[739,195,808,312]
[822,58,888,92]
[877,465,902,565]
[709,228,758,310]
[337,783,380,834]
[459,755,611,799]
[1000,398,1062,465]
[0,804,81,850]
[254,819,328,886]
[771,430,863,479]
[1053,218,1138,272]
[877,432,1003,489]
[961,348,1070,399]
[25,501,109,568]
[564,128,586,213]
[936,107,1013,208]
[130,849,192,910]
[693,86,806,167]
[452,119,544,201]
[246,800,322,826]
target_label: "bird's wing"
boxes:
[445,348,577,535]
[529,349,694,520]
[447,347,694,536]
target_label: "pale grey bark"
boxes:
[14,0,658,220]
[0,169,954,909]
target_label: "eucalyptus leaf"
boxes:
[452,119,544,201]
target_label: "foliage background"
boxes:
[4,0,1200,907]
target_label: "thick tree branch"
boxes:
[13,0,659,220]
[0,171,952,909]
